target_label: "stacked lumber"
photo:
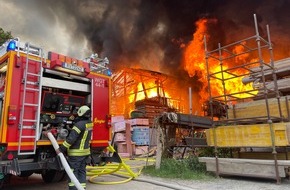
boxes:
[135,97,175,126]
[135,105,168,126]
[227,95,290,119]
[237,151,290,160]
[252,78,290,97]
[206,122,290,147]
[242,57,290,96]
[199,157,290,178]
[243,57,290,81]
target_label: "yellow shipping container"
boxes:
[206,122,290,147]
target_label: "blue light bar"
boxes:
[107,69,112,76]
[6,40,16,51]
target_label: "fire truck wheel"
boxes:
[41,170,66,183]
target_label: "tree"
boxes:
[0,28,13,46]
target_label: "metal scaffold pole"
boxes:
[253,13,281,184]
[204,35,220,178]
[266,25,283,120]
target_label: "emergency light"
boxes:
[107,69,112,76]
[6,40,16,51]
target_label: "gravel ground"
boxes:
[139,175,290,190]
[127,158,290,190]
[3,157,290,190]
[3,172,290,190]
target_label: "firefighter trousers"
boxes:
[67,155,88,190]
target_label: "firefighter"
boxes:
[56,105,93,190]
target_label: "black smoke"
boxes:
[3,0,290,75]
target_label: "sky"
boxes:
[1,0,290,77]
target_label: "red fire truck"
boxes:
[0,38,112,185]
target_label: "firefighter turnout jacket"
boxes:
[60,119,93,156]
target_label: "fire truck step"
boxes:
[22,125,36,129]
[23,119,37,122]
[27,57,42,62]
[18,151,36,155]
[23,103,39,107]
[21,135,36,139]
[25,87,40,92]
[27,72,41,77]
[26,81,39,86]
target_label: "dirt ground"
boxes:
[3,158,290,190]
[3,173,290,190]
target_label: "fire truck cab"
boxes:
[0,38,112,185]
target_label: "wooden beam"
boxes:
[199,157,289,178]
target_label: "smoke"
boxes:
[1,0,290,75]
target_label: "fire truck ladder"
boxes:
[18,43,44,155]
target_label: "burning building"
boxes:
[111,68,197,125]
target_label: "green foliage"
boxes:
[195,147,239,158]
[142,156,213,180]
[0,28,13,46]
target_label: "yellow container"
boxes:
[206,122,290,147]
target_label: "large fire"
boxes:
[123,18,258,117]
[128,81,171,103]
[183,18,256,105]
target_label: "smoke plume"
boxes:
[1,0,290,76]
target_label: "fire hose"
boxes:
[86,156,194,190]
[86,144,141,185]
[47,134,192,189]
[46,132,85,190]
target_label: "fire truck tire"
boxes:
[41,170,66,183]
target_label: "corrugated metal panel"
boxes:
[42,77,90,92]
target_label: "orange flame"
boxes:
[183,18,256,105]
[128,82,171,103]
[183,18,217,103]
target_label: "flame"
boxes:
[183,18,256,105]
[233,41,249,63]
[184,18,212,77]
[128,82,171,103]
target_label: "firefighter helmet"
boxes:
[77,105,90,117]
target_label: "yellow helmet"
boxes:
[77,105,90,117]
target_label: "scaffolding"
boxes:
[203,14,285,184]
[204,14,284,124]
